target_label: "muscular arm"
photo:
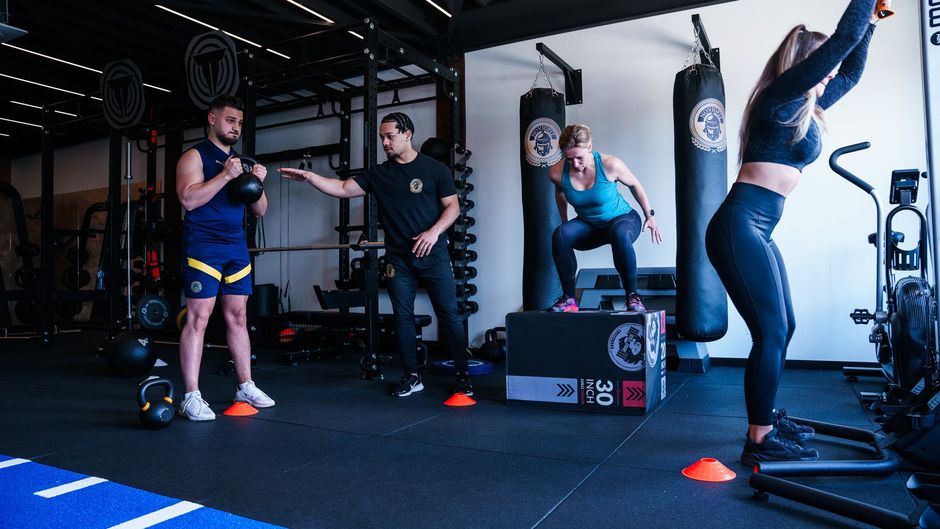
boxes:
[248,190,268,217]
[176,149,240,211]
[608,156,662,244]
[411,195,460,257]
[278,167,366,198]
[548,161,569,223]
[608,157,653,218]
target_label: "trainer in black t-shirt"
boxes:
[353,153,457,254]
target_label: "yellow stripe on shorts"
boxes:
[225,263,252,284]
[186,258,222,281]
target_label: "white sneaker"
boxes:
[178,390,216,421]
[234,380,275,408]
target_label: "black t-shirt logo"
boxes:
[409,178,423,194]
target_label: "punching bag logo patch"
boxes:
[689,98,726,153]
[608,323,645,372]
[409,178,423,193]
[524,118,562,167]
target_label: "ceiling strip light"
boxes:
[0,73,84,96]
[2,43,99,72]
[157,4,290,60]
[0,132,10,137]
[0,116,42,128]
[424,0,452,18]
[265,48,291,60]
[283,0,334,23]
[10,100,78,117]
[1,43,171,93]
[223,30,262,48]
[155,5,217,30]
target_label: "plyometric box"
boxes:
[506,311,666,414]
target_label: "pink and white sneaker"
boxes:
[548,295,579,313]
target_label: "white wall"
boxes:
[11,137,160,198]
[9,0,928,360]
[465,0,927,361]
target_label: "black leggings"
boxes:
[705,183,795,426]
[552,210,643,298]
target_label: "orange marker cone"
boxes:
[443,393,477,407]
[223,402,259,416]
[681,458,736,482]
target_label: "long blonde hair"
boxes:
[739,25,829,164]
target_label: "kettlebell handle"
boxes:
[238,156,258,173]
[137,377,174,409]
[485,326,506,342]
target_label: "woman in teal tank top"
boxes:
[546,124,662,312]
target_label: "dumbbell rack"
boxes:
[449,147,478,319]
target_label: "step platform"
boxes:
[506,310,666,415]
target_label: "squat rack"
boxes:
[236,18,464,378]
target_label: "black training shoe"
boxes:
[455,372,474,396]
[392,374,424,397]
[774,408,815,443]
[740,428,819,467]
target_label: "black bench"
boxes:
[267,311,432,370]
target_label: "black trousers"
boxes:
[705,183,795,426]
[385,248,468,375]
[552,210,643,298]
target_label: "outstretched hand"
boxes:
[278,168,309,183]
[643,216,662,244]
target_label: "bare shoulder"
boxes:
[547,158,564,183]
[601,153,627,178]
[176,149,204,181]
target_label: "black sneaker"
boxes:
[392,374,424,397]
[740,428,819,467]
[455,372,474,396]
[774,408,815,443]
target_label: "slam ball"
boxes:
[107,330,156,377]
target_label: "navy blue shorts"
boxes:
[182,235,252,299]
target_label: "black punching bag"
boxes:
[673,64,728,341]
[520,88,565,310]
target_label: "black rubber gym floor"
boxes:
[0,332,919,528]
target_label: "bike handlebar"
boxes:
[829,142,872,192]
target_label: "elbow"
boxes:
[178,194,197,212]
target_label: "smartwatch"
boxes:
[646,209,655,218]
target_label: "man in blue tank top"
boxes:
[175,95,274,421]
[279,112,471,399]
[547,124,662,313]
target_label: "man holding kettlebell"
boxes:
[174,95,274,421]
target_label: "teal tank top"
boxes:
[562,151,632,226]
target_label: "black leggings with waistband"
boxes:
[705,182,795,426]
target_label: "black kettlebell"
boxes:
[479,326,507,363]
[137,377,174,430]
[229,156,264,204]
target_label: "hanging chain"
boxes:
[529,53,556,93]
[683,25,715,69]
